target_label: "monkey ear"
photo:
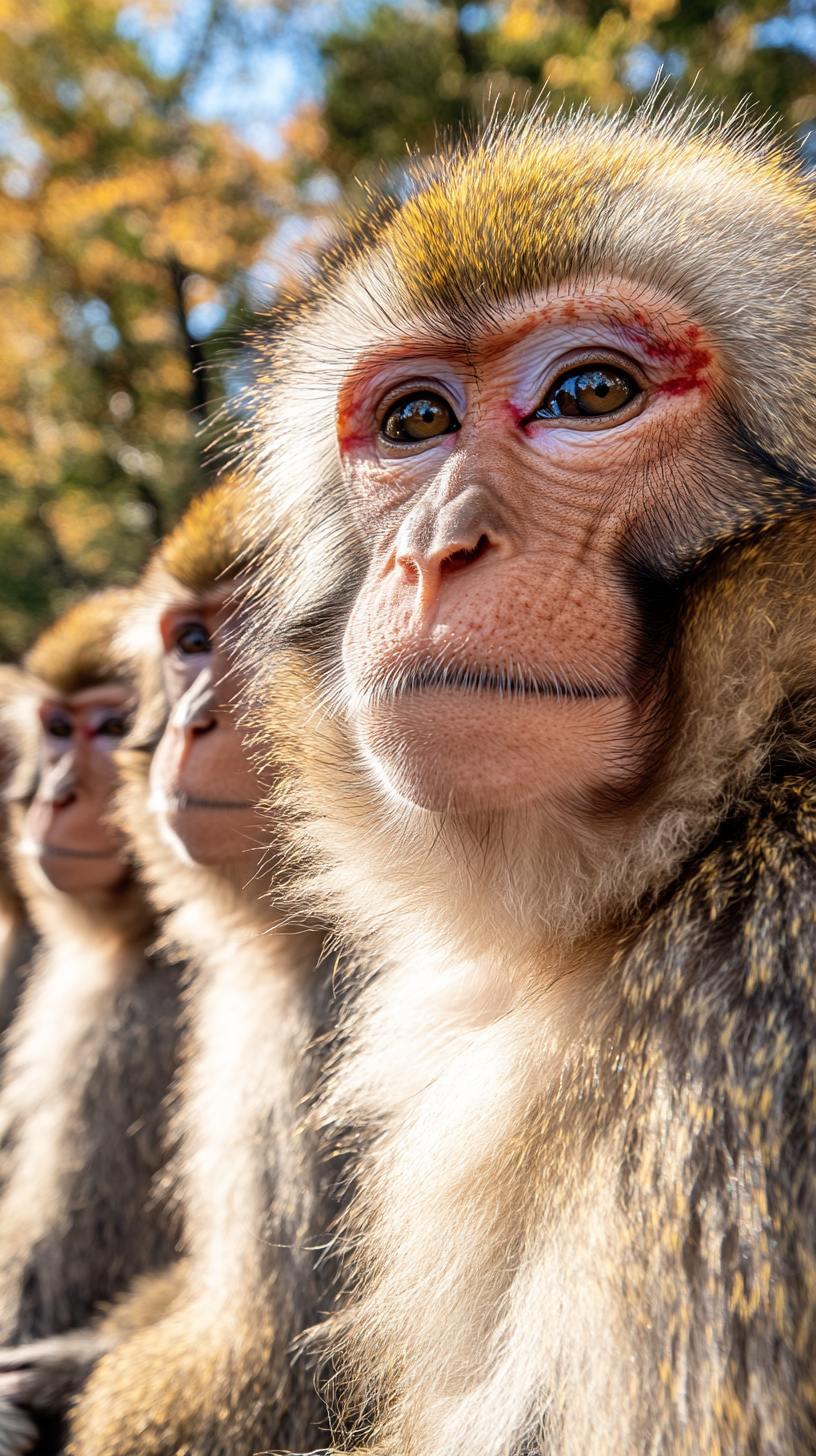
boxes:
[0,668,42,802]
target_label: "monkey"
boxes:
[62,480,336,1456]
[0,669,35,1049]
[0,593,183,1455]
[236,102,816,1455]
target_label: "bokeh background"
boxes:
[2,0,815,655]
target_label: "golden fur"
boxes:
[146,474,252,595]
[24,590,132,697]
[240,103,816,1454]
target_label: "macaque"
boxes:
[66,481,335,1456]
[0,594,182,1454]
[241,106,816,1454]
[0,669,35,1048]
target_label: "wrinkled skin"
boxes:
[338,282,718,813]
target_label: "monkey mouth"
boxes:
[36,843,115,860]
[362,660,622,703]
[163,792,256,812]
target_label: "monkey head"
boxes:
[0,665,33,905]
[16,592,134,896]
[128,481,268,870]
[249,108,816,836]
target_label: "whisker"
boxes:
[354,657,623,704]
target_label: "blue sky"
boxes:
[116,1,338,158]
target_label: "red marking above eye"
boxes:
[617,319,712,397]
[336,403,370,453]
[655,346,713,397]
[338,431,370,454]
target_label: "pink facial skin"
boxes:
[23,687,132,894]
[149,593,267,866]
[335,282,720,815]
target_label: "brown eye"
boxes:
[45,714,72,740]
[96,714,128,740]
[381,392,459,444]
[535,365,640,421]
[176,622,211,656]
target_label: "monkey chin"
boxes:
[19,836,129,897]
[352,689,643,816]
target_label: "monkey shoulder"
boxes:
[602,769,816,1402]
[620,769,816,1040]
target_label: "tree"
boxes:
[0,0,289,654]
[311,0,816,184]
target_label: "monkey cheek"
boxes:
[149,732,264,867]
[156,804,262,868]
[351,693,644,815]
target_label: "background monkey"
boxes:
[0,669,35,1050]
[65,481,336,1456]
[241,105,816,1454]
[0,593,182,1455]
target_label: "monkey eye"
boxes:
[95,714,128,740]
[175,622,212,656]
[45,712,72,740]
[380,392,459,445]
[533,364,641,422]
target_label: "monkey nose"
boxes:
[393,482,505,608]
[42,759,78,808]
[172,671,218,738]
[395,532,496,618]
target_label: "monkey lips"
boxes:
[344,647,642,815]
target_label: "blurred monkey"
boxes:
[0,669,35,1050]
[66,483,336,1456]
[0,595,182,1455]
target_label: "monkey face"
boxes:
[148,591,266,866]
[21,685,131,894]
[337,281,720,814]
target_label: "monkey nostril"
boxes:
[441,534,492,575]
[191,717,217,738]
[396,556,420,584]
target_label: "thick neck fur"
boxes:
[264,516,816,1455]
[118,761,330,1284]
[92,761,335,1450]
[0,851,32,1045]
